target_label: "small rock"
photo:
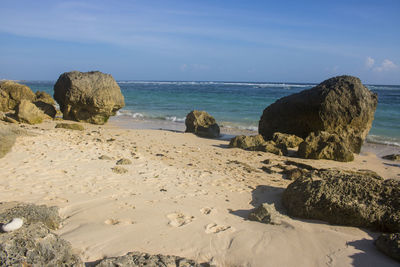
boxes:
[375,233,400,262]
[99,155,112,160]
[116,158,132,165]
[248,203,281,225]
[229,135,265,150]
[55,123,84,131]
[272,132,303,148]
[112,166,128,174]
[382,154,400,162]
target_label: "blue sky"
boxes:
[0,0,399,84]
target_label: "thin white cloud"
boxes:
[365,57,375,68]
[373,59,398,72]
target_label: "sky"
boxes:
[0,0,399,84]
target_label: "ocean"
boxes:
[21,80,400,147]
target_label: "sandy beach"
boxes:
[0,119,399,266]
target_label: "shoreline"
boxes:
[0,119,399,266]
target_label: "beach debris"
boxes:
[259,75,377,154]
[282,169,400,232]
[116,158,132,165]
[99,155,113,160]
[55,123,84,131]
[15,100,47,124]
[0,80,35,112]
[375,233,400,262]
[1,218,23,232]
[229,134,265,150]
[272,132,303,148]
[54,71,125,125]
[383,154,400,162]
[185,110,220,138]
[248,203,282,225]
[0,202,62,230]
[112,166,128,174]
[93,251,208,267]
[297,131,354,162]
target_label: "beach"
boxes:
[1,119,399,266]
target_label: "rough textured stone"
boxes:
[383,154,400,162]
[257,141,288,156]
[0,203,62,230]
[116,158,132,165]
[0,81,35,112]
[94,251,208,267]
[0,124,17,158]
[375,233,400,262]
[282,169,400,232]
[112,166,128,174]
[229,134,265,150]
[54,71,125,125]
[185,110,220,138]
[35,91,55,105]
[248,203,281,225]
[282,168,308,180]
[55,123,84,131]
[259,76,377,153]
[0,222,83,267]
[297,131,354,162]
[272,132,303,148]
[15,100,47,124]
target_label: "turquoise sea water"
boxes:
[21,80,400,147]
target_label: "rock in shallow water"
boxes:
[54,71,125,125]
[282,169,400,232]
[259,75,377,153]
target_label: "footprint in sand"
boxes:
[104,219,135,225]
[200,207,215,215]
[167,212,195,227]
[205,223,231,234]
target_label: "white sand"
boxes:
[0,120,399,266]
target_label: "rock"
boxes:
[272,132,303,148]
[112,166,128,174]
[229,134,265,150]
[53,71,125,125]
[282,168,308,180]
[3,114,18,123]
[35,91,55,105]
[282,169,400,232]
[0,203,62,230]
[0,222,83,267]
[0,81,36,112]
[99,155,112,160]
[15,100,47,124]
[34,100,56,118]
[259,76,377,153]
[383,154,400,162]
[375,233,400,262]
[248,203,281,225]
[55,123,84,131]
[94,251,207,267]
[116,158,132,165]
[257,141,288,156]
[0,124,17,158]
[185,110,220,138]
[297,131,354,162]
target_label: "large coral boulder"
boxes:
[15,100,47,124]
[185,110,220,138]
[297,131,354,162]
[259,76,377,153]
[54,71,125,125]
[0,81,36,111]
[282,169,400,232]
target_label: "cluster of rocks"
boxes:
[0,202,209,266]
[229,134,295,156]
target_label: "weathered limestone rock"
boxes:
[259,76,377,153]
[297,131,354,162]
[94,251,207,267]
[34,91,57,118]
[0,81,35,112]
[383,154,400,162]
[272,132,303,148]
[282,169,400,232]
[248,203,281,225]
[257,141,288,156]
[185,110,220,138]
[229,134,265,150]
[54,71,125,125]
[55,123,84,131]
[375,233,400,262]
[35,91,55,105]
[15,100,47,124]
